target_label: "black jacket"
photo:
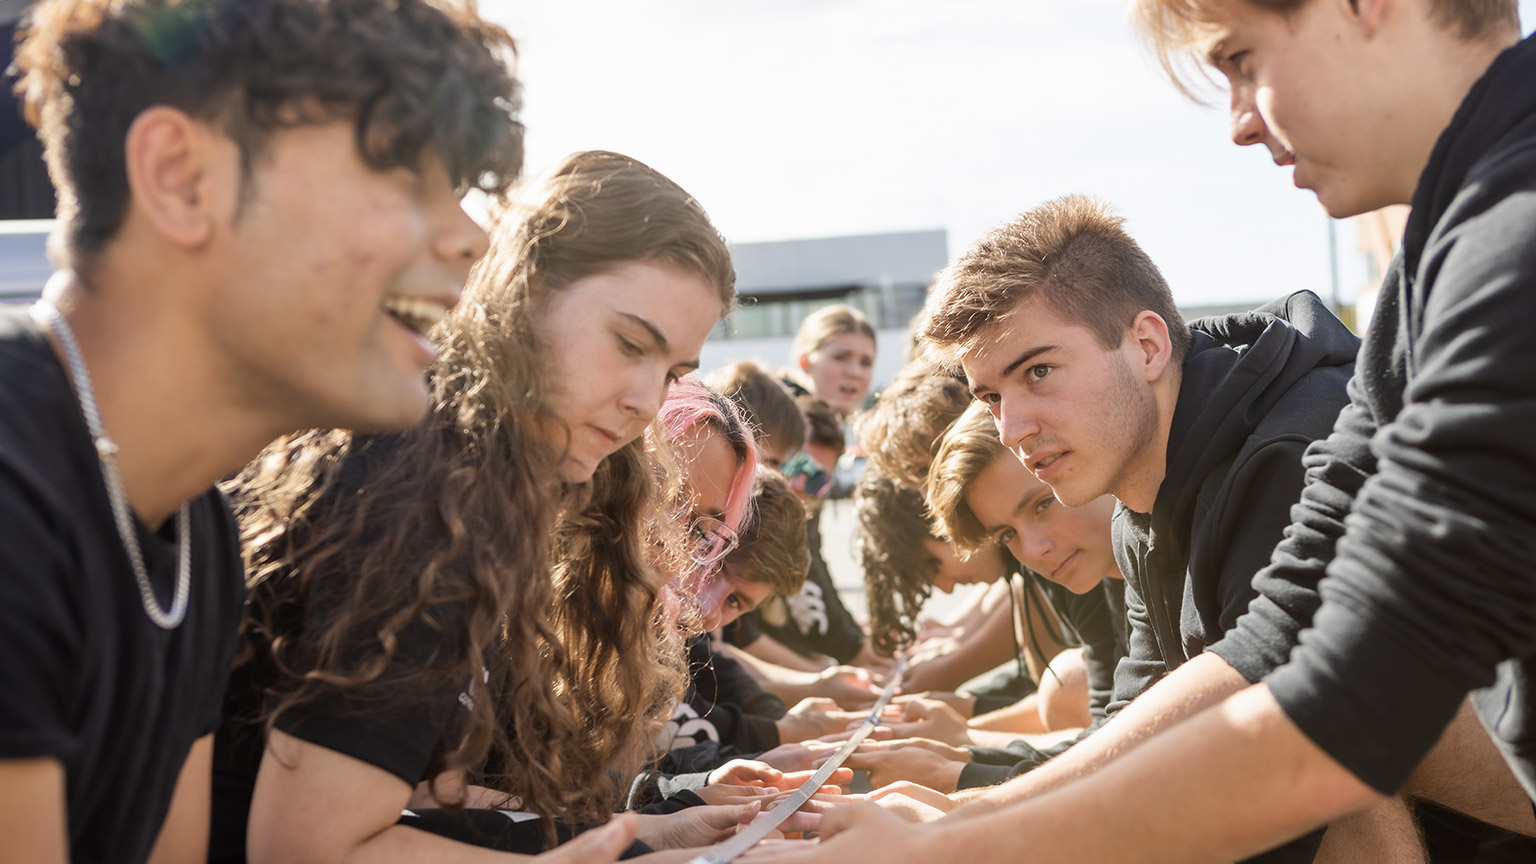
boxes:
[1217,32,1536,798]
[1112,291,1358,712]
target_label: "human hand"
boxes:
[755,739,847,772]
[866,782,957,823]
[872,699,973,747]
[907,636,961,665]
[739,802,935,863]
[893,690,975,717]
[695,783,778,806]
[777,767,853,794]
[811,666,883,711]
[780,697,884,743]
[838,739,969,792]
[707,759,785,789]
[634,801,763,850]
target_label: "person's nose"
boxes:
[619,367,668,423]
[1019,524,1055,574]
[1229,83,1267,149]
[995,397,1040,456]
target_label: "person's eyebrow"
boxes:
[1204,39,1229,68]
[971,344,1057,398]
[984,488,1036,538]
[619,311,703,372]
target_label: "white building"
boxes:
[698,228,950,391]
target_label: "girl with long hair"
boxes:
[788,304,877,418]
[212,151,741,863]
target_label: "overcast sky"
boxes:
[481,0,1536,308]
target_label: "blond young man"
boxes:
[744,1,1536,862]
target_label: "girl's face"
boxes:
[536,261,723,483]
[920,537,1006,595]
[672,423,758,634]
[799,331,876,415]
[964,451,1119,594]
[672,423,740,528]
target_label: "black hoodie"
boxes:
[1111,291,1359,713]
[1217,32,1536,798]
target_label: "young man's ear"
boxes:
[1341,0,1388,38]
[796,352,813,373]
[1127,310,1175,382]
[122,106,232,250]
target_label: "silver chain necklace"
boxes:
[31,301,191,630]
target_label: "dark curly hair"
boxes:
[856,464,942,655]
[855,358,971,491]
[14,0,523,269]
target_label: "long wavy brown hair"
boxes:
[229,150,735,827]
[856,463,943,655]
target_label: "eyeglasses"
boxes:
[689,514,739,567]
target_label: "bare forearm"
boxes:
[717,641,818,703]
[951,652,1247,814]
[743,634,830,673]
[967,694,1047,735]
[904,619,1016,693]
[933,684,1380,864]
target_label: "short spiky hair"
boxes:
[926,402,1012,557]
[1132,0,1520,100]
[725,468,809,597]
[14,0,523,269]
[919,194,1189,369]
[855,358,971,490]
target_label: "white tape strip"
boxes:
[686,655,908,864]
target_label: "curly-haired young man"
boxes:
[0,2,579,862]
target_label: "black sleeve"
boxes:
[1203,439,1316,644]
[397,809,653,858]
[275,610,469,785]
[1208,379,1377,684]
[708,646,786,720]
[0,464,80,761]
[1105,567,1169,718]
[1062,580,1128,724]
[636,789,708,815]
[1265,186,1536,793]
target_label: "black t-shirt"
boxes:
[749,511,865,664]
[0,307,246,864]
[211,435,474,863]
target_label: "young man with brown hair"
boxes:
[926,194,1361,861]
[0,2,633,862]
[746,1,1536,862]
